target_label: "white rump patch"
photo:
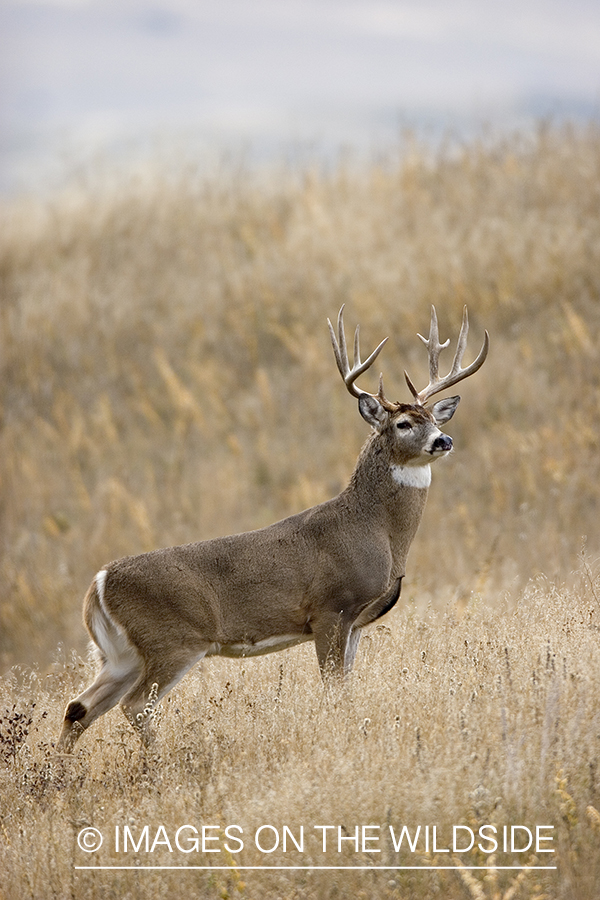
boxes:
[91,569,141,679]
[390,464,431,489]
[95,569,108,609]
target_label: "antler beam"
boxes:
[405,305,489,405]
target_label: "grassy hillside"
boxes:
[1,123,600,897]
[2,122,600,671]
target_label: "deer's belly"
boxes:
[208,633,314,659]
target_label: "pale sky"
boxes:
[1,0,599,192]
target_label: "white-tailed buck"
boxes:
[58,306,488,751]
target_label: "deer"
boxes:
[57,305,488,752]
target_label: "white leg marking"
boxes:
[344,627,362,675]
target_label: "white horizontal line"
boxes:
[75,865,557,871]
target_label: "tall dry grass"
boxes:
[1,123,600,897]
[1,571,600,898]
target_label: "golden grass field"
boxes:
[1,122,600,898]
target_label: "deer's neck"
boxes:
[347,434,430,577]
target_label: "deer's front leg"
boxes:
[313,611,356,680]
[313,578,403,680]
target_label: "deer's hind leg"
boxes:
[58,654,141,752]
[57,572,143,752]
[119,647,209,745]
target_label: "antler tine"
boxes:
[327,305,350,384]
[404,369,419,400]
[417,305,450,384]
[328,305,388,399]
[409,305,489,405]
[376,373,399,411]
[448,304,469,377]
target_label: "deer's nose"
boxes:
[431,434,453,454]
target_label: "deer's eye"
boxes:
[396,420,412,430]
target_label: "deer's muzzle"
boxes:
[430,434,453,455]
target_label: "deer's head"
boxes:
[328,305,489,469]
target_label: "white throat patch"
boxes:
[390,464,431,489]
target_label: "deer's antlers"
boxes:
[329,305,489,409]
[328,305,389,401]
[405,305,489,405]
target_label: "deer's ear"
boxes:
[358,394,389,431]
[431,395,460,424]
